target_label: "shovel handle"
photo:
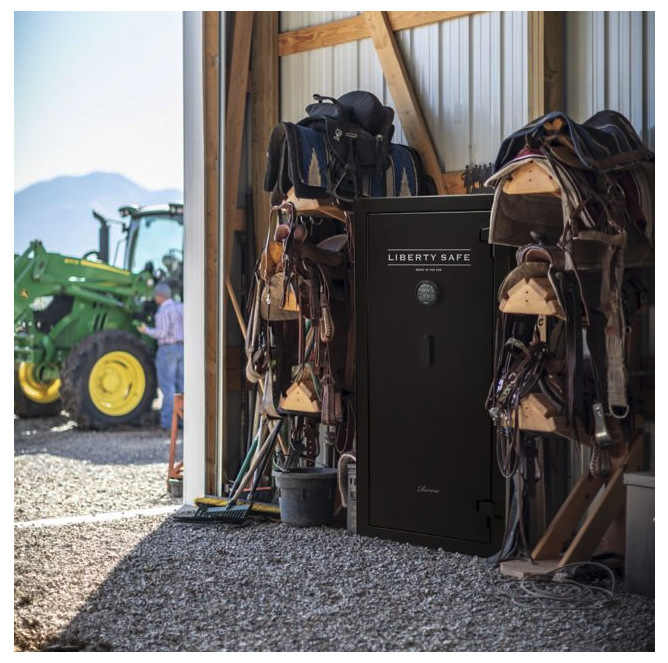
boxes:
[230,423,281,503]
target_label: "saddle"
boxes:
[493,109,653,173]
[485,110,653,560]
[264,90,435,203]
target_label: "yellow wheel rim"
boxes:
[88,351,146,416]
[18,363,61,404]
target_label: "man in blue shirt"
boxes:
[139,283,184,430]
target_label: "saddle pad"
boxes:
[370,144,421,198]
[493,110,654,173]
[264,122,424,201]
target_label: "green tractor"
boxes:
[14,203,184,428]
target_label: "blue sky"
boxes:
[14,11,183,192]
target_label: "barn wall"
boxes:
[279,11,655,165]
[276,9,656,472]
[565,11,655,149]
[279,11,527,171]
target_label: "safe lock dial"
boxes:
[416,280,439,306]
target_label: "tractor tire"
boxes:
[14,364,63,418]
[60,330,156,430]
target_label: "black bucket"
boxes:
[273,467,338,527]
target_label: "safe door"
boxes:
[355,195,506,555]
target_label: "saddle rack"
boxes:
[286,187,348,222]
[499,277,566,319]
[502,159,561,197]
[501,434,644,578]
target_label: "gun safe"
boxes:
[354,195,509,556]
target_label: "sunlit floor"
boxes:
[14,417,654,652]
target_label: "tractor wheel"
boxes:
[14,363,62,418]
[60,330,156,430]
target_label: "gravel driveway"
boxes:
[14,416,655,652]
[14,414,178,522]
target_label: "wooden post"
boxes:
[216,11,254,487]
[364,11,447,195]
[224,11,255,276]
[528,11,564,119]
[251,11,279,256]
[203,11,221,493]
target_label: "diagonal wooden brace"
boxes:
[532,434,644,564]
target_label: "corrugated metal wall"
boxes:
[279,11,527,171]
[279,11,654,167]
[565,11,654,149]
[277,9,656,474]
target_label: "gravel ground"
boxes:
[15,517,654,652]
[14,414,179,521]
[14,416,655,652]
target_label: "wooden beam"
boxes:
[443,171,466,195]
[203,11,221,493]
[532,435,644,563]
[364,11,446,195]
[279,11,482,57]
[219,11,254,488]
[250,11,279,256]
[532,471,605,560]
[224,11,254,277]
[561,437,644,565]
[528,11,564,119]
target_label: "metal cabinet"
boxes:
[354,195,508,556]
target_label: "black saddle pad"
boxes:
[493,110,653,173]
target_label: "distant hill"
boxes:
[14,172,182,260]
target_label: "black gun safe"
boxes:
[355,195,509,556]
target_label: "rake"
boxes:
[175,421,281,524]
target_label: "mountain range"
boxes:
[14,172,182,260]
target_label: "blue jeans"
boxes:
[156,343,184,429]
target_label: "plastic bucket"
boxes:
[168,478,183,498]
[273,467,338,527]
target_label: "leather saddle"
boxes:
[264,90,435,203]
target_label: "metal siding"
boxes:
[501,11,528,136]
[440,17,470,170]
[645,12,654,148]
[565,11,653,144]
[470,12,502,167]
[280,11,652,170]
[280,11,357,32]
[279,11,527,171]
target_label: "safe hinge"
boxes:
[477,500,496,518]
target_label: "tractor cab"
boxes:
[95,203,184,300]
[120,203,184,300]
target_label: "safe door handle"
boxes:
[422,334,432,367]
